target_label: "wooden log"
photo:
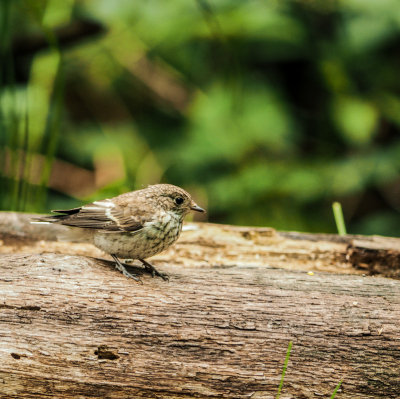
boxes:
[0,212,400,398]
[2,212,400,278]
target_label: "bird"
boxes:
[32,184,205,283]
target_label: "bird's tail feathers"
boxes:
[31,216,91,243]
[30,207,82,225]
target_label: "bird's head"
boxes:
[147,184,205,217]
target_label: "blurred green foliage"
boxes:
[2,0,400,236]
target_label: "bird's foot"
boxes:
[111,254,142,283]
[139,259,169,281]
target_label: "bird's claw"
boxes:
[112,254,142,283]
[140,259,169,282]
[112,255,168,283]
[152,270,169,281]
[122,269,143,284]
[148,267,169,281]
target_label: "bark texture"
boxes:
[2,212,400,279]
[0,212,400,398]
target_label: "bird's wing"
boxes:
[36,199,150,232]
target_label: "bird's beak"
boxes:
[190,203,206,213]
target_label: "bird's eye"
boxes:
[175,197,184,205]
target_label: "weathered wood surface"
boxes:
[2,212,400,278]
[1,212,400,398]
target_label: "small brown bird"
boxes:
[32,184,205,282]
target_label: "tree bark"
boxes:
[1,212,400,398]
[2,211,400,279]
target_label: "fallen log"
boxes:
[0,212,400,398]
[2,212,400,278]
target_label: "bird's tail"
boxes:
[31,209,91,243]
[31,207,82,224]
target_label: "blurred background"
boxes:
[1,0,400,236]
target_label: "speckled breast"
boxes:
[91,213,183,259]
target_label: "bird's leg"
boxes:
[111,254,142,283]
[139,259,169,281]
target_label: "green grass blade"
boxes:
[330,379,343,398]
[276,341,292,399]
[332,202,347,236]
[18,108,30,211]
